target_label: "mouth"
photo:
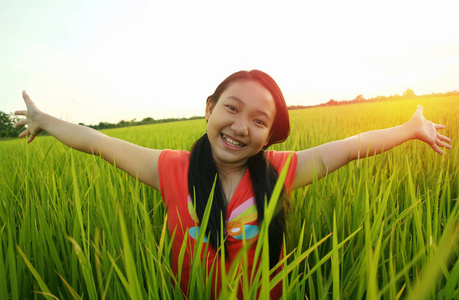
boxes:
[221,134,246,148]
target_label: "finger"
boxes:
[413,105,424,119]
[437,133,451,144]
[15,110,27,116]
[19,128,28,138]
[434,123,446,130]
[430,143,444,155]
[435,137,447,148]
[436,137,452,150]
[16,119,28,127]
[437,139,452,150]
[22,90,34,106]
[23,90,30,100]
[27,134,35,143]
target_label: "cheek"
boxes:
[206,117,223,137]
[253,128,271,145]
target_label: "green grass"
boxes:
[0,97,458,299]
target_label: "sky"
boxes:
[1,0,458,125]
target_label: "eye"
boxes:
[227,105,238,112]
[254,119,266,126]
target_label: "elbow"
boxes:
[341,137,360,161]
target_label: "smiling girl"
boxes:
[15,70,451,299]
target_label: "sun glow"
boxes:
[1,0,458,125]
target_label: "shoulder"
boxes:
[158,150,191,178]
[265,150,297,171]
[265,150,298,193]
[159,149,190,163]
[158,150,191,197]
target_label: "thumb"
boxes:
[413,105,424,119]
[22,90,31,103]
[22,90,38,110]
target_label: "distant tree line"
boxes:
[288,89,459,110]
[80,115,204,130]
[0,112,205,139]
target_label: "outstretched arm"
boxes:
[292,105,451,189]
[15,91,161,189]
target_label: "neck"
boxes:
[217,163,246,175]
[214,160,248,186]
[212,154,248,177]
[216,164,248,204]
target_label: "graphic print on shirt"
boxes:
[187,195,260,242]
[187,195,208,242]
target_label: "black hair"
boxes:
[188,134,287,269]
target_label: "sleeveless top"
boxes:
[158,150,297,298]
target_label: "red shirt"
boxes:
[158,150,297,298]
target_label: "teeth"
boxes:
[222,134,244,147]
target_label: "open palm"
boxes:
[410,105,451,155]
[14,91,43,143]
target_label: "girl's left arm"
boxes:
[292,105,451,189]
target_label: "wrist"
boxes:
[401,119,418,141]
[33,110,49,132]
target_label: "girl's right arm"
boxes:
[15,91,161,190]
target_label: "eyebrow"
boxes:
[226,96,272,119]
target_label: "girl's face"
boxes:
[205,80,276,170]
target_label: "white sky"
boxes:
[1,0,458,125]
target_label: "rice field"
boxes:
[0,97,458,299]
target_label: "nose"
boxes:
[230,116,249,137]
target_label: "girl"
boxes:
[15,70,451,299]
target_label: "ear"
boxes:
[205,97,215,121]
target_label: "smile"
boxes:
[221,134,246,148]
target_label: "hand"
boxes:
[408,105,451,155]
[14,90,44,143]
